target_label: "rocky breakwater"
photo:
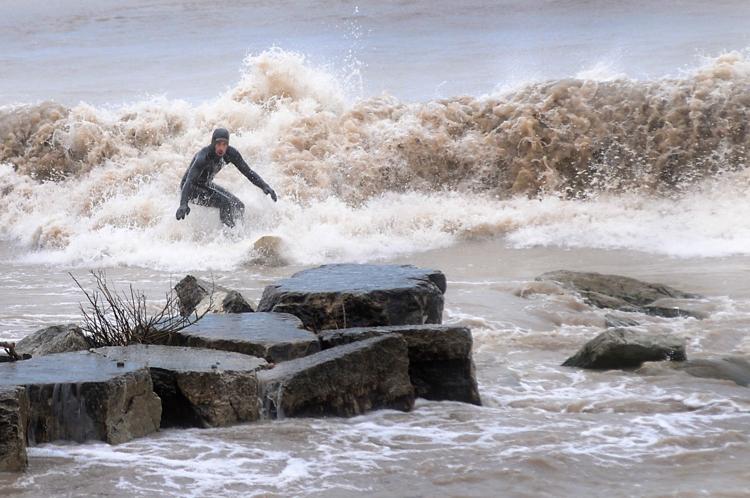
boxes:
[544,271,702,371]
[537,270,707,319]
[2,262,481,472]
[253,264,480,409]
[0,342,270,460]
[257,264,446,331]
[259,335,415,418]
[563,328,687,369]
[320,325,481,405]
[639,356,750,387]
[92,345,268,428]
[0,351,161,445]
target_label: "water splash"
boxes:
[2,49,750,269]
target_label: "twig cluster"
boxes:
[70,271,211,347]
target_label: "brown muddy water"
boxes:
[1,239,749,497]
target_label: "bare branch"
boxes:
[70,271,213,347]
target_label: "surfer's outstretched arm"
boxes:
[226,147,278,202]
[176,153,203,220]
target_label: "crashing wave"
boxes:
[1,49,749,267]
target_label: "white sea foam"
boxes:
[3,49,750,270]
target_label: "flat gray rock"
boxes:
[258,335,415,418]
[0,351,161,445]
[563,328,686,370]
[320,325,480,405]
[93,345,267,428]
[15,324,89,357]
[173,313,320,363]
[537,270,703,317]
[0,387,28,472]
[257,264,446,331]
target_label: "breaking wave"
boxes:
[1,48,750,269]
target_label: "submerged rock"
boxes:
[93,345,268,428]
[15,324,89,357]
[563,328,686,370]
[603,314,640,328]
[0,387,28,472]
[675,356,750,387]
[642,298,710,320]
[320,325,480,405]
[0,351,161,445]
[173,313,320,363]
[175,275,254,316]
[537,270,704,317]
[247,235,290,267]
[257,264,446,331]
[258,335,414,418]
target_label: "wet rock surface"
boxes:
[175,275,254,316]
[320,325,480,405]
[257,264,446,331]
[603,314,641,328]
[15,324,89,358]
[563,328,687,370]
[93,345,268,428]
[173,313,320,363]
[0,351,161,445]
[247,235,290,267]
[674,356,750,387]
[537,270,703,316]
[258,335,415,418]
[642,298,710,320]
[0,387,28,473]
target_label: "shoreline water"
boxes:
[2,238,750,496]
[4,237,750,341]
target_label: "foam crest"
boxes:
[230,48,347,111]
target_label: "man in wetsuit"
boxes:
[176,128,277,227]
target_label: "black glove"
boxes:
[175,205,190,220]
[263,185,277,202]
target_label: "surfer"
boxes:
[176,128,277,227]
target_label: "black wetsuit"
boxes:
[178,144,275,227]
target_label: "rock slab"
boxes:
[320,325,481,405]
[173,313,320,363]
[257,264,446,331]
[15,324,89,357]
[0,387,28,472]
[0,351,161,444]
[258,335,415,418]
[563,328,686,370]
[94,345,268,428]
[537,271,703,317]
[175,275,254,316]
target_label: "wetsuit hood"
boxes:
[211,127,230,144]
